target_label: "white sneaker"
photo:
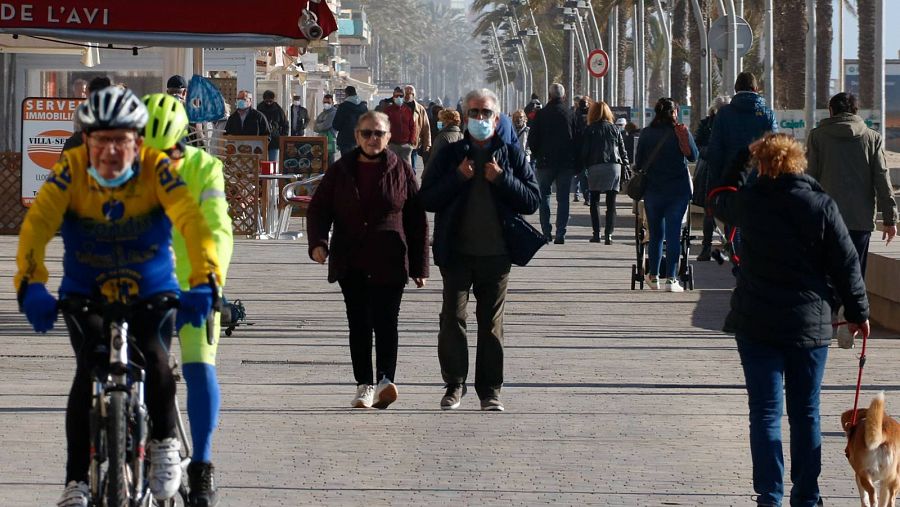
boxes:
[372,377,398,409]
[835,324,855,349]
[351,384,375,408]
[148,437,182,500]
[645,275,660,290]
[666,279,685,292]
[57,481,89,507]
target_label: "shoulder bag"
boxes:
[626,129,672,200]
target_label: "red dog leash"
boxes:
[840,321,871,427]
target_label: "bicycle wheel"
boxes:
[107,390,130,507]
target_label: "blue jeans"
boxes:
[537,167,574,240]
[737,339,828,507]
[644,192,689,278]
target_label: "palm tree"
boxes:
[857,0,874,108]
[671,0,689,105]
[815,0,832,108]
[773,0,806,109]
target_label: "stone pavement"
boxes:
[1,200,898,506]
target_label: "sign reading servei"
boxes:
[20,97,80,206]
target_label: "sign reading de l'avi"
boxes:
[0,3,109,26]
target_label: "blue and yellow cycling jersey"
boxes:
[15,144,221,302]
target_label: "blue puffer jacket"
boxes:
[706,91,777,184]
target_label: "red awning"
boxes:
[0,0,337,47]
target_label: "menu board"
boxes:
[221,135,268,159]
[279,136,328,176]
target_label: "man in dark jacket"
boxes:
[332,86,369,156]
[527,83,579,243]
[256,90,288,162]
[420,88,541,413]
[706,72,777,185]
[289,95,309,136]
[61,76,112,153]
[224,90,271,144]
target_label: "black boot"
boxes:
[590,232,601,243]
[188,461,218,507]
[697,243,712,262]
[604,207,616,245]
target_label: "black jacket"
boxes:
[257,101,288,147]
[224,108,271,138]
[694,115,714,158]
[580,121,630,168]
[332,100,369,151]
[290,105,310,136]
[527,98,578,169]
[714,171,869,348]
[420,132,542,267]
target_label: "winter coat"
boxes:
[495,113,521,150]
[409,100,432,152]
[714,171,869,348]
[290,105,310,136]
[256,101,288,147]
[694,115,715,158]
[420,132,542,267]
[332,99,369,152]
[224,108,271,138]
[425,125,464,174]
[806,113,897,231]
[527,98,579,169]
[385,103,417,145]
[306,148,429,285]
[706,91,777,183]
[580,120,630,168]
[635,124,698,198]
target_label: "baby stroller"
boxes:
[630,200,695,290]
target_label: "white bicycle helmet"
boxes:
[76,86,148,133]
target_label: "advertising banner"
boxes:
[20,97,79,206]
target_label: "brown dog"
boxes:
[842,392,900,506]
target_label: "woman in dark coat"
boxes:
[635,98,698,292]
[695,95,730,261]
[580,101,629,244]
[307,111,429,409]
[714,133,869,507]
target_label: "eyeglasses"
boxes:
[466,108,495,120]
[358,129,388,139]
[88,134,136,149]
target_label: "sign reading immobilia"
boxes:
[20,97,79,206]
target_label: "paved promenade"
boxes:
[1,202,898,506]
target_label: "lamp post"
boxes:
[510,0,549,101]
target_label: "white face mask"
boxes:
[293,100,301,106]
[323,103,333,110]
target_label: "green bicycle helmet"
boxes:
[141,93,189,151]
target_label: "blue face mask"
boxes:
[236,99,248,110]
[436,121,444,130]
[87,165,135,188]
[393,97,403,106]
[467,118,494,141]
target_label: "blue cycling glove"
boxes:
[23,283,58,333]
[177,283,214,330]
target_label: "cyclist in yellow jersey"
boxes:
[142,93,232,507]
[15,87,221,507]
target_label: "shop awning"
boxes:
[0,0,337,47]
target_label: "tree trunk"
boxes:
[671,0,690,105]
[688,0,708,129]
[617,3,630,107]
[774,0,806,109]
[815,0,833,108]
[857,0,875,108]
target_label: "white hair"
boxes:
[356,111,390,131]
[708,95,730,116]
[549,83,565,99]
[463,88,500,116]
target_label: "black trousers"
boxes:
[62,296,177,483]
[848,230,871,278]
[589,190,617,236]
[338,273,405,385]
[438,255,511,400]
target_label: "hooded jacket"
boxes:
[332,98,369,151]
[706,91,777,183]
[714,171,869,348]
[806,113,897,231]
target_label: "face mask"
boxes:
[323,103,333,110]
[393,97,403,106]
[467,118,494,141]
[405,96,414,103]
[236,99,248,110]
[87,164,134,188]
[292,100,301,106]
[436,121,444,130]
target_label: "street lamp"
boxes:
[509,0,548,100]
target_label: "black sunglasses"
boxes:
[358,129,388,139]
[466,108,495,119]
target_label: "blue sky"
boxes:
[839,1,899,60]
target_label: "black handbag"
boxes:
[691,158,710,207]
[501,210,547,267]
[626,130,671,201]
